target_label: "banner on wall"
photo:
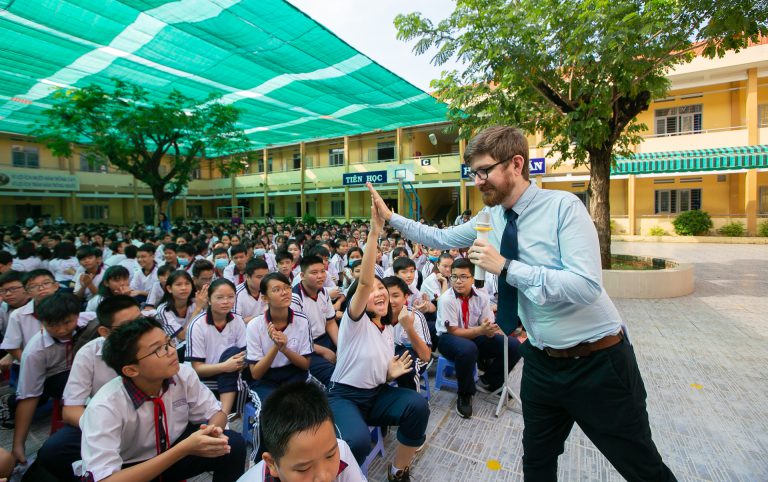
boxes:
[0,170,79,191]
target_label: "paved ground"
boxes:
[2,241,767,481]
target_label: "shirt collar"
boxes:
[453,287,476,300]
[509,181,538,218]
[245,282,260,300]
[122,376,173,410]
[264,460,348,481]
[265,308,294,328]
[20,299,35,315]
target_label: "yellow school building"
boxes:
[1,42,767,235]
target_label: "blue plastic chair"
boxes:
[434,355,477,391]
[360,426,386,477]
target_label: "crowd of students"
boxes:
[0,201,522,482]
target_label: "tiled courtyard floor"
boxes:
[2,241,766,481]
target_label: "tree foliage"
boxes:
[396,0,767,266]
[35,79,253,224]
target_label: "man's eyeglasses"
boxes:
[27,281,56,293]
[450,275,473,282]
[136,338,177,362]
[467,158,510,180]
[0,285,24,295]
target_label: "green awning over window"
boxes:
[613,145,768,175]
[0,0,449,148]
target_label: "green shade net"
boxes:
[0,0,449,148]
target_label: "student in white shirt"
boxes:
[36,295,141,481]
[118,244,139,280]
[11,292,91,464]
[130,243,158,303]
[274,251,295,285]
[235,258,269,322]
[435,258,521,419]
[247,272,312,402]
[11,241,43,273]
[329,238,349,285]
[73,246,105,301]
[382,276,432,392]
[143,264,174,309]
[392,257,435,316]
[420,252,454,346]
[238,382,364,482]
[327,200,428,481]
[155,270,205,361]
[1,269,57,383]
[340,247,362,291]
[223,245,249,286]
[86,265,132,311]
[186,278,247,416]
[78,317,246,482]
[49,241,80,289]
[212,247,231,279]
[290,255,338,386]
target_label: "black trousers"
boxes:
[519,339,676,482]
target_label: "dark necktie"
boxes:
[496,209,519,335]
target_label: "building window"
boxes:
[759,186,768,214]
[655,104,702,136]
[83,205,109,220]
[187,205,203,218]
[654,188,702,214]
[191,168,201,180]
[759,105,768,128]
[293,153,301,170]
[12,145,39,168]
[79,153,108,172]
[257,158,264,173]
[574,191,589,209]
[329,148,344,166]
[267,157,273,172]
[377,141,395,161]
[331,200,345,217]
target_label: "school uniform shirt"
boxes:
[11,257,43,273]
[73,265,106,301]
[0,302,9,338]
[420,260,436,280]
[331,311,395,389]
[291,284,335,341]
[223,263,248,286]
[154,244,165,264]
[16,313,94,400]
[435,287,495,336]
[85,294,105,312]
[63,337,118,406]
[49,257,81,284]
[1,299,42,356]
[77,364,221,481]
[237,439,363,482]
[262,253,277,272]
[245,309,312,368]
[290,272,337,290]
[484,273,499,308]
[393,306,432,349]
[327,262,340,285]
[145,281,165,307]
[186,310,247,364]
[330,254,346,280]
[104,254,126,267]
[118,258,138,280]
[130,263,159,293]
[374,264,385,279]
[155,301,198,339]
[234,282,266,321]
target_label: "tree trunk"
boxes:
[153,196,164,228]
[588,149,613,269]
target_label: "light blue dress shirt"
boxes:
[389,182,622,350]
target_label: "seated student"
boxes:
[11,292,93,463]
[49,242,80,290]
[329,238,349,284]
[382,276,432,392]
[1,269,57,386]
[420,252,454,346]
[246,272,311,401]
[186,278,247,416]
[340,247,362,291]
[155,270,205,360]
[86,265,132,311]
[328,201,429,480]
[130,243,158,303]
[176,244,196,273]
[161,242,179,269]
[35,295,142,482]
[73,246,105,301]
[275,251,295,284]
[235,258,269,323]
[77,317,246,482]
[238,382,364,482]
[392,257,435,316]
[191,259,215,291]
[223,245,249,286]
[290,255,338,386]
[212,247,230,279]
[118,244,139,278]
[436,258,521,419]
[420,247,442,280]
[284,241,302,280]
[143,264,174,309]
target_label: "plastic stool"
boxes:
[242,390,263,450]
[360,426,385,477]
[434,356,477,392]
[419,369,431,400]
[50,399,64,434]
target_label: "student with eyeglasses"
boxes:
[434,258,520,419]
